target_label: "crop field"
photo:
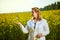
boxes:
[0,10,60,40]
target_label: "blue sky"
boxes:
[0,0,60,13]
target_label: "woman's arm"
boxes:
[42,20,50,36]
[18,22,29,34]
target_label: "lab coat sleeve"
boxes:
[42,20,50,36]
[18,22,29,34]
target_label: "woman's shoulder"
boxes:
[26,19,33,26]
[41,18,47,23]
[42,18,47,21]
[27,19,32,23]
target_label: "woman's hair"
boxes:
[32,7,42,21]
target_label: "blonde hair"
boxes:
[32,7,42,21]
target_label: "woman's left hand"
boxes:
[36,33,42,38]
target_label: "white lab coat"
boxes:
[19,18,50,40]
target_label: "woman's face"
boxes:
[32,10,37,19]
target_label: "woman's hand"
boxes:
[36,33,42,38]
[14,20,20,25]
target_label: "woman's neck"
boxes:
[34,19,37,23]
[33,17,41,23]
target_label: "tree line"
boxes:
[40,1,60,11]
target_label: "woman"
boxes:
[15,7,50,40]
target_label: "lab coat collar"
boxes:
[31,17,43,23]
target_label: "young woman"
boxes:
[15,7,50,40]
